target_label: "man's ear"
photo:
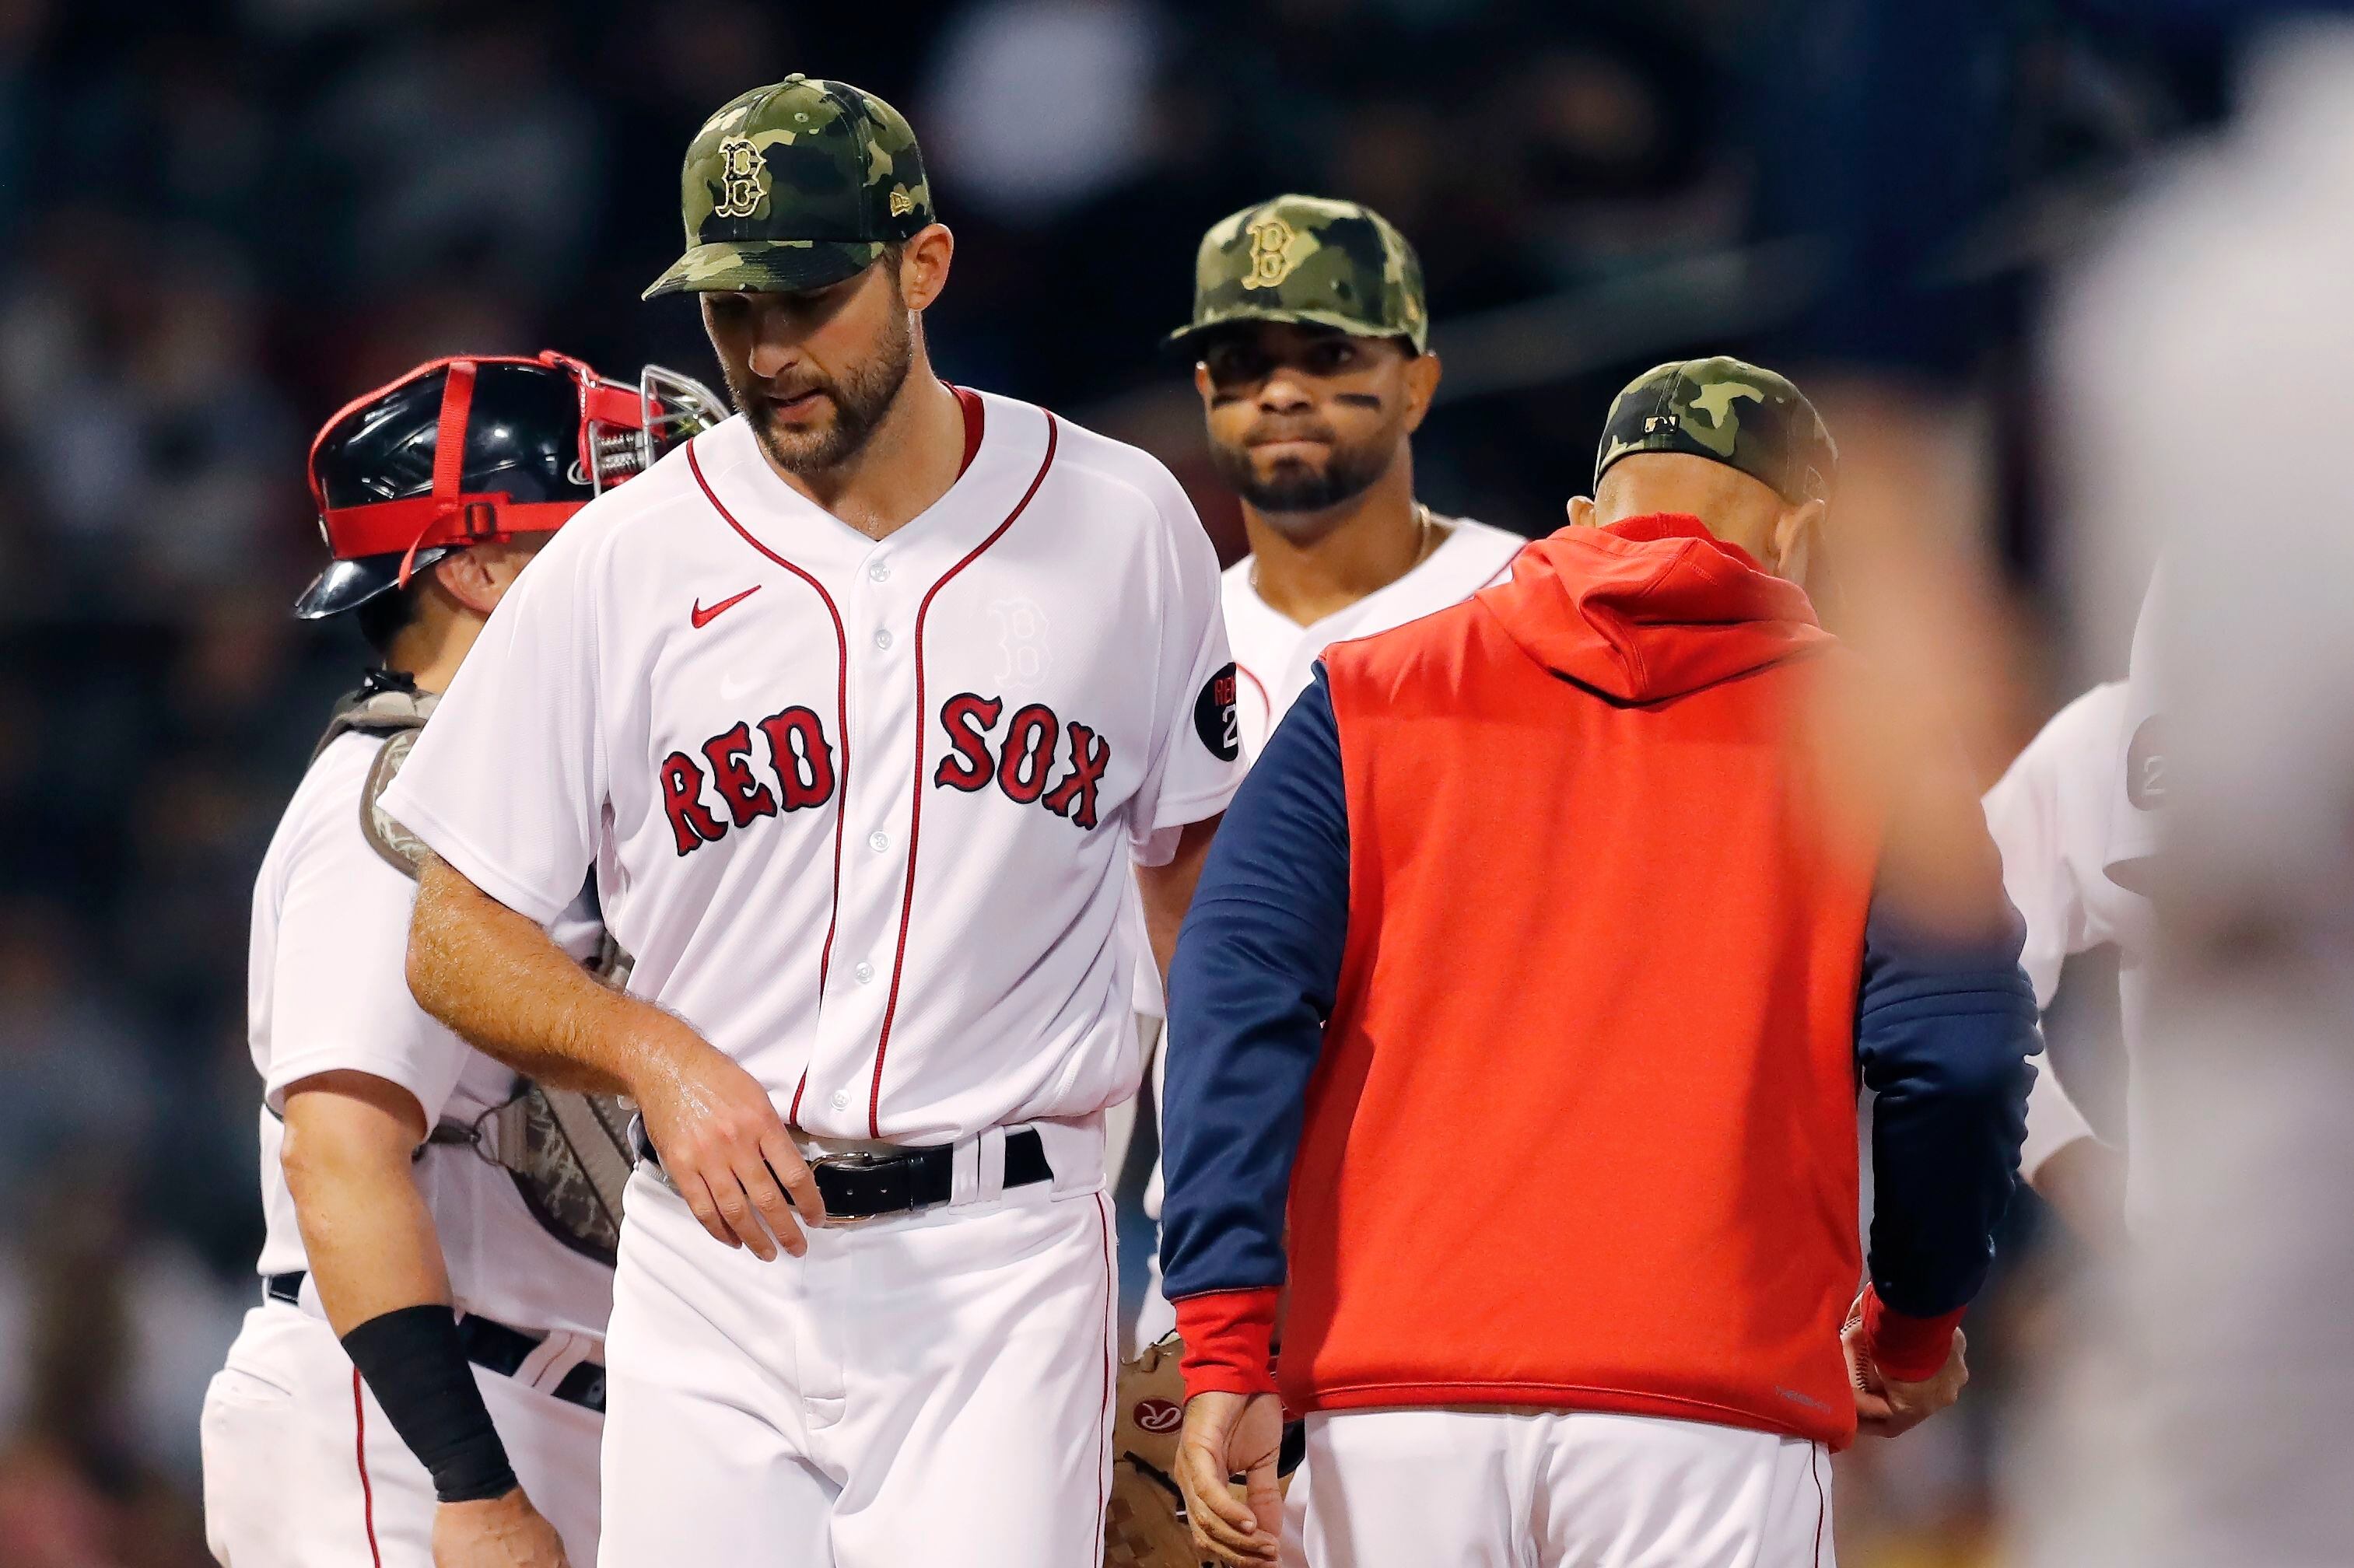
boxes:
[899,223,955,313]
[1193,360,1218,412]
[428,549,499,618]
[1772,497,1827,582]
[1399,349,1441,434]
[1566,494,1598,530]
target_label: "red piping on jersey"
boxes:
[866,411,1060,1137]
[687,438,853,1128]
[1810,1442,1827,1563]
[352,1368,384,1568]
[1235,663,1270,719]
[1092,1190,1116,1554]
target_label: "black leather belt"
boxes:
[261,1271,605,1413]
[634,1125,1053,1221]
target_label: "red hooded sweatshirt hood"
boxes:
[1480,513,1832,702]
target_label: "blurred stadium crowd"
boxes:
[0,0,2314,1562]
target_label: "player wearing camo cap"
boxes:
[1574,354,1837,548]
[1167,194,1525,760]
[388,77,1242,1566]
[1105,194,1525,1567]
[1162,355,2036,1564]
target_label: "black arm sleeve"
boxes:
[341,1305,517,1503]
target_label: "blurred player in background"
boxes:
[1159,359,2038,1566]
[1981,568,2168,1251]
[199,352,722,1567]
[1119,194,1522,1353]
[2023,28,2354,1561]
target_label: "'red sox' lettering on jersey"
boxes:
[933,693,1112,829]
[660,706,840,854]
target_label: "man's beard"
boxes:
[1208,427,1396,520]
[727,305,915,476]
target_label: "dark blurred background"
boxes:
[0,0,2317,1561]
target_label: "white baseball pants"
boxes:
[596,1160,1118,1566]
[199,1299,603,1566]
[1290,1406,1833,1568]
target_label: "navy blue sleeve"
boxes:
[1159,667,1350,1302]
[1856,895,2040,1317]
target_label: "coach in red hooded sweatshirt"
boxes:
[1159,357,2037,1567]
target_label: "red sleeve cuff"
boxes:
[1863,1285,1965,1384]
[1175,1288,1280,1399]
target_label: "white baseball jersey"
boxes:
[1981,681,2152,1186]
[207,723,611,1568]
[381,391,1241,1146]
[1225,514,1525,761]
[246,730,615,1339]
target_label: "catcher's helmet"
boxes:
[296,351,727,619]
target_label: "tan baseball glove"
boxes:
[1106,1333,1301,1568]
[1107,1332,1198,1567]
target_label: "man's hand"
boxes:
[433,1489,569,1567]
[632,1020,825,1258]
[1843,1309,1968,1439]
[1175,1390,1284,1566]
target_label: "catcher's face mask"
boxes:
[302,350,728,604]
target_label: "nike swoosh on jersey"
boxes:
[691,586,762,628]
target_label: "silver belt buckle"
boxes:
[807,1150,892,1229]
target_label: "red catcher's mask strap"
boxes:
[323,496,585,568]
[399,361,480,587]
[431,359,477,504]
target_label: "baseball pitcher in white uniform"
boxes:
[382,80,1240,1567]
[200,349,724,1567]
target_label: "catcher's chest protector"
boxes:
[318,672,639,1267]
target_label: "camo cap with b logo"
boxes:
[643,75,934,301]
[1167,194,1429,355]
[1594,356,1837,506]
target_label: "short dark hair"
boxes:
[354,576,425,660]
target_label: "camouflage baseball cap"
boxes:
[1594,356,1836,506]
[1168,194,1429,355]
[643,75,934,301]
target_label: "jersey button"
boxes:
[867,831,889,852]
[853,961,875,984]
[829,1089,849,1110]
[867,560,891,583]
[873,629,893,650]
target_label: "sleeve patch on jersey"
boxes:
[1194,663,1240,762]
